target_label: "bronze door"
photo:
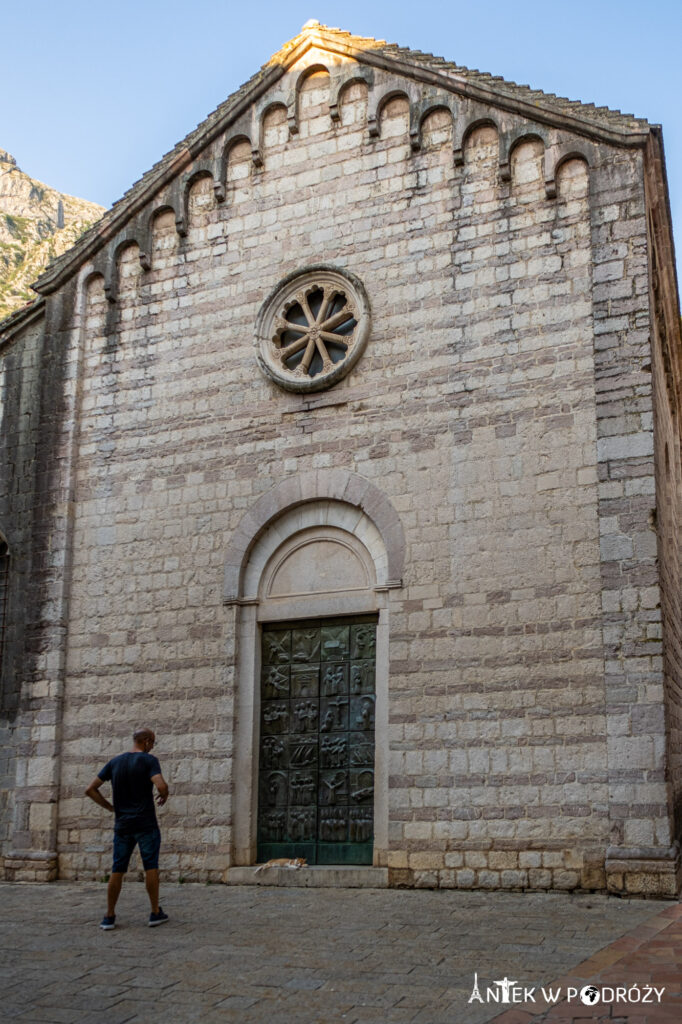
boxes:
[258,617,376,865]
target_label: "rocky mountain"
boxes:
[0,150,104,320]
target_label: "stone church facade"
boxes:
[1,22,681,895]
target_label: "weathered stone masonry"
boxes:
[1,23,680,894]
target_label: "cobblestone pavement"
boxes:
[493,902,682,1024]
[0,881,677,1024]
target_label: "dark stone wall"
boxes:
[646,132,682,843]
[1,315,45,850]
[0,289,74,859]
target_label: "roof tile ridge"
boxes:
[317,24,386,46]
[369,39,650,128]
[0,296,45,338]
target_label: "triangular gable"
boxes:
[30,21,652,299]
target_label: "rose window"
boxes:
[256,266,371,393]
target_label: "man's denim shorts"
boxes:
[112,827,161,873]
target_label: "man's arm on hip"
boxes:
[151,773,169,806]
[85,776,114,813]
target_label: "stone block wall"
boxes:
[1,50,678,893]
[645,133,682,872]
[0,298,78,881]
[0,315,44,871]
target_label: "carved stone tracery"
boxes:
[256,265,371,392]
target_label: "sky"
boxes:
[2,0,680,280]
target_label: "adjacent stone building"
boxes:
[1,22,681,895]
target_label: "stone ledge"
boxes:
[606,842,679,861]
[605,844,681,898]
[224,865,388,888]
[2,852,58,882]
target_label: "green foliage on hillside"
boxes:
[0,154,104,321]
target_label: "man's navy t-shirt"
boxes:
[98,751,161,833]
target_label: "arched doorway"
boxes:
[225,474,404,868]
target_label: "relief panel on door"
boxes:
[257,618,376,865]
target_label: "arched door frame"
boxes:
[224,470,404,867]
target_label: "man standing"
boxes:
[86,727,170,930]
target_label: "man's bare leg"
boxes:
[145,868,160,914]
[107,872,124,916]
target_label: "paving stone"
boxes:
[0,881,677,1023]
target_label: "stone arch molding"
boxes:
[247,511,383,622]
[223,469,405,605]
[262,526,373,600]
[75,56,607,317]
[230,469,397,867]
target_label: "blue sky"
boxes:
[2,0,680,279]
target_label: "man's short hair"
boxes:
[133,728,155,745]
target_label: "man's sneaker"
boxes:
[148,907,169,927]
[100,915,116,930]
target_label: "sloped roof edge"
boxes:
[0,297,46,347]
[316,27,650,141]
[32,23,653,298]
[30,33,310,297]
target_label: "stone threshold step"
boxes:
[225,865,388,888]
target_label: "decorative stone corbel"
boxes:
[168,179,187,237]
[101,248,118,305]
[452,100,502,170]
[498,124,549,184]
[328,65,374,125]
[132,212,152,270]
[544,174,558,200]
[252,90,295,165]
[365,75,421,145]
[543,139,597,199]
[177,159,220,233]
[287,101,299,137]
[409,93,459,154]
[217,117,253,198]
